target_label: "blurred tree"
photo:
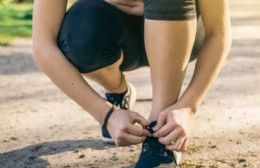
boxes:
[0,0,33,4]
[0,0,12,4]
[13,0,33,3]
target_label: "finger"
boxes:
[123,133,146,145]
[144,129,152,137]
[180,138,189,152]
[159,128,182,145]
[166,137,185,151]
[153,122,175,137]
[130,112,148,127]
[166,144,174,150]
[126,124,151,137]
[153,112,167,131]
[174,137,185,151]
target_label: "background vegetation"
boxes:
[0,0,74,45]
[0,3,32,45]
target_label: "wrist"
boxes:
[174,98,200,114]
[178,90,204,112]
[102,105,118,129]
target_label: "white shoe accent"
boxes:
[173,151,182,166]
[101,136,115,144]
[124,83,137,111]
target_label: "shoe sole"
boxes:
[101,83,137,144]
[101,136,115,144]
[154,163,178,168]
[154,152,181,168]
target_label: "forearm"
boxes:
[178,33,232,110]
[33,45,111,123]
[33,0,111,123]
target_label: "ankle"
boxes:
[105,74,127,94]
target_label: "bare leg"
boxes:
[145,19,197,122]
[84,53,127,94]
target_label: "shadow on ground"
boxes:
[0,54,39,75]
[0,139,114,168]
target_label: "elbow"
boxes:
[223,31,232,54]
[206,28,233,52]
[219,29,232,51]
[32,41,56,70]
[33,45,48,70]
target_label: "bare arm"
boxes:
[33,0,112,123]
[148,0,232,152]
[33,0,149,146]
[177,0,232,110]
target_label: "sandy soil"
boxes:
[0,0,260,167]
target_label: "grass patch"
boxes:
[0,3,32,45]
[180,162,205,168]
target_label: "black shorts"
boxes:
[144,0,198,20]
[57,0,204,73]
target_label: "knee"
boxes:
[57,0,113,47]
[57,0,123,73]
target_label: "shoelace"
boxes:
[143,121,172,158]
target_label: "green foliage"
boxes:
[0,3,32,45]
[0,0,33,4]
[0,0,75,45]
[0,0,12,5]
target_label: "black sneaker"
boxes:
[135,121,181,168]
[101,83,137,144]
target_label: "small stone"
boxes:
[217,159,227,163]
[209,145,217,148]
[73,149,79,153]
[10,137,18,141]
[3,139,9,142]
[236,141,242,144]
[79,154,85,158]
[129,149,135,152]
[110,156,118,161]
[238,158,247,163]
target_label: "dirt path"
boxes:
[0,1,260,168]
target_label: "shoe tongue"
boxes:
[105,91,127,106]
[145,121,157,134]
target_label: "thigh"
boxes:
[57,0,126,73]
[142,0,204,62]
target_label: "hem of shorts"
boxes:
[78,56,121,74]
[144,13,196,21]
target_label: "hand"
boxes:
[104,0,144,16]
[153,105,196,152]
[106,109,151,146]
